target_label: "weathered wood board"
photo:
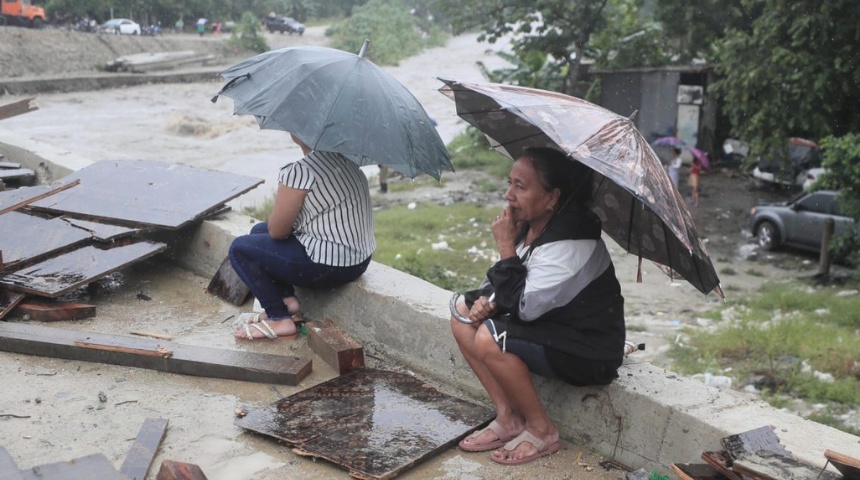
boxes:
[731,450,840,480]
[0,241,166,297]
[0,289,25,321]
[0,180,80,216]
[306,319,364,375]
[29,159,263,229]
[0,211,93,269]
[0,322,312,385]
[206,256,250,306]
[235,368,494,480]
[825,449,860,479]
[0,97,37,121]
[62,217,142,242]
[156,460,209,480]
[120,418,169,480]
[12,301,96,321]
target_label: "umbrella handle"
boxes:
[449,293,474,324]
[449,292,495,325]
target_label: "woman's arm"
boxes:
[267,183,308,239]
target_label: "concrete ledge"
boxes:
[3,132,858,474]
[0,70,222,96]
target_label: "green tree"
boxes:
[711,0,860,166]
[433,0,613,96]
[653,0,757,63]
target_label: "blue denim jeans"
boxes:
[228,222,371,319]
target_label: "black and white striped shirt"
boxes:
[278,151,376,267]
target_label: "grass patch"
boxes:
[670,281,860,433]
[719,267,737,275]
[373,202,497,292]
[448,129,512,180]
[744,268,765,277]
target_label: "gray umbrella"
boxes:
[212,40,453,180]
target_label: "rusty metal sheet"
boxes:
[235,368,494,480]
[0,241,166,297]
[29,159,263,229]
[0,211,92,269]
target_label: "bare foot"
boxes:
[234,316,298,340]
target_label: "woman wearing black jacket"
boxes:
[451,147,625,466]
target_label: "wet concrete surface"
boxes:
[0,258,627,479]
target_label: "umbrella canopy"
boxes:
[652,137,710,170]
[439,78,722,298]
[196,18,208,26]
[212,40,453,180]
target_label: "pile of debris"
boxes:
[104,51,217,73]
[669,425,859,480]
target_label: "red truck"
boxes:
[1,0,46,28]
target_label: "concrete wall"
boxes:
[2,130,857,475]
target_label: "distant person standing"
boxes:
[668,147,682,190]
[378,165,389,193]
[174,18,184,33]
[689,157,701,207]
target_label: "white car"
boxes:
[100,18,141,35]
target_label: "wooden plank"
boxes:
[0,241,167,297]
[824,450,860,479]
[206,257,250,306]
[0,322,312,386]
[0,211,93,270]
[29,159,263,229]
[18,453,124,480]
[74,341,173,358]
[0,161,22,169]
[0,289,25,321]
[120,418,169,480]
[0,446,24,480]
[61,217,142,242]
[0,179,80,216]
[155,460,209,480]
[701,451,743,480]
[731,450,841,480]
[306,319,364,375]
[0,169,35,183]
[0,97,38,121]
[130,330,174,340]
[12,301,96,322]
[671,463,730,480]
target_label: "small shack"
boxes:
[594,65,720,158]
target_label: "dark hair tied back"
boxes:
[521,147,592,204]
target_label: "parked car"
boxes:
[748,190,853,254]
[100,18,141,35]
[265,15,304,34]
[750,137,822,188]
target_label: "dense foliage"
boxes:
[711,0,860,167]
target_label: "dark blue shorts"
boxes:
[483,319,620,386]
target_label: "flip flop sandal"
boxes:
[237,319,297,341]
[459,420,515,452]
[232,312,302,328]
[491,430,561,466]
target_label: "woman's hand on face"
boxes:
[492,206,523,258]
[468,295,497,325]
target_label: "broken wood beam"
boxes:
[0,322,312,386]
[206,256,250,306]
[155,460,209,480]
[120,418,169,480]
[306,318,364,375]
[0,97,38,121]
[824,449,860,479]
[0,289,25,321]
[12,301,96,322]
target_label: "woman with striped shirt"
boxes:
[230,133,376,340]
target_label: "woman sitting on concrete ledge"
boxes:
[229,133,376,340]
[451,147,625,466]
